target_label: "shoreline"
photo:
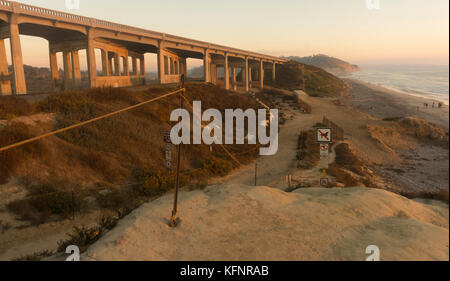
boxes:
[342,78,449,131]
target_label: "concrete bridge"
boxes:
[0,0,287,95]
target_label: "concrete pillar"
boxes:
[114,53,120,76]
[63,51,73,89]
[49,50,59,82]
[210,64,217,85]
[108,53,114,76]
[244,58,249,92]
[232,67,237,90]
[140,57,146,75]
[86,29,97,88]
[272,62,276,81]
[9,21,27,94]
[140,57,146,85]
[259,60,264,89]
[224,53,230,90]
[0,39,12,95]
[203,50,210,83]
[123,56,129,76]
[157,43,165,84]
[132,57,138,76]
[71,50,81,87]
[101,49,109,76]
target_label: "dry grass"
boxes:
[328,143,377,188]
[0,96,36,120]
[297,130,320,169]
[1,83,263,225]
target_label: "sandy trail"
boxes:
[83,184,449,261]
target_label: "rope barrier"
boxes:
[0,88,186,153]
[179,93,243,167]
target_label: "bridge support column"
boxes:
[232,67,237,90]
[244,58,249,92]
[210,64,217,85]
[259,60,264,89]
[157,42,165,84]
[224,53,230,90]
[101,49,110,76]
[63,51,73,90]
[272,62,276,81]
[72,50,81,87]
[203,50,211,83]
[0,39,12,95]
[114,53,120,76]
[132,57,138,76]
[9,21,27,95]
[140,57,146,84]
[49,50,59,86]
[86,29,97,88]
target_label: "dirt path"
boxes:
[213,90,392,190]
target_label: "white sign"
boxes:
[316,128,332,143]
[320,144,329,157]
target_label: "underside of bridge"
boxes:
[0,1,284,96]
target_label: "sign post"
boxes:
[169,80,184,227]
[316,127,332,188]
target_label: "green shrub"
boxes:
[7,184,82,225]
[201,157,233,176]
[134,168,175,196]
[57,226,103,253]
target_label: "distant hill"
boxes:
[284,54,359,76]
[272,60,348,97]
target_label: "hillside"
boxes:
[83,184,449,261]
[285,54,360,76]
[273,60,349,97]
[0,84,261,226]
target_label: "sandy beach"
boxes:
[343,78,449,131]
[340,79,449,194]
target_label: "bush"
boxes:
[98,215,119,231]
[0,96,35,119]
[201,157,233,176]
[11,250,54,261]
[57,226,103,253]
[7,184,82,225]
[96,188,141,211]
[134,168,175,196]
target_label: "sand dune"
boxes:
[84,184,449,261]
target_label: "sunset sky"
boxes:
[4,0,449,71]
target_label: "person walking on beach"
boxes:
[438,102,443,109]
[424,103,428,108]
[432,102,435,108]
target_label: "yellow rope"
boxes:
[0,88,186,152]
[180,93,243,167]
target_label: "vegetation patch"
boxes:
[297,130,320,169]
[7,184,83,225]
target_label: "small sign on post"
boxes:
[320,143,329,157]
[315,127,333,143]
[163,131,172,170]
[320,177,329,187]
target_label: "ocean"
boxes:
[347,65,449,105]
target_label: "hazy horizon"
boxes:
[2,0,448,71]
